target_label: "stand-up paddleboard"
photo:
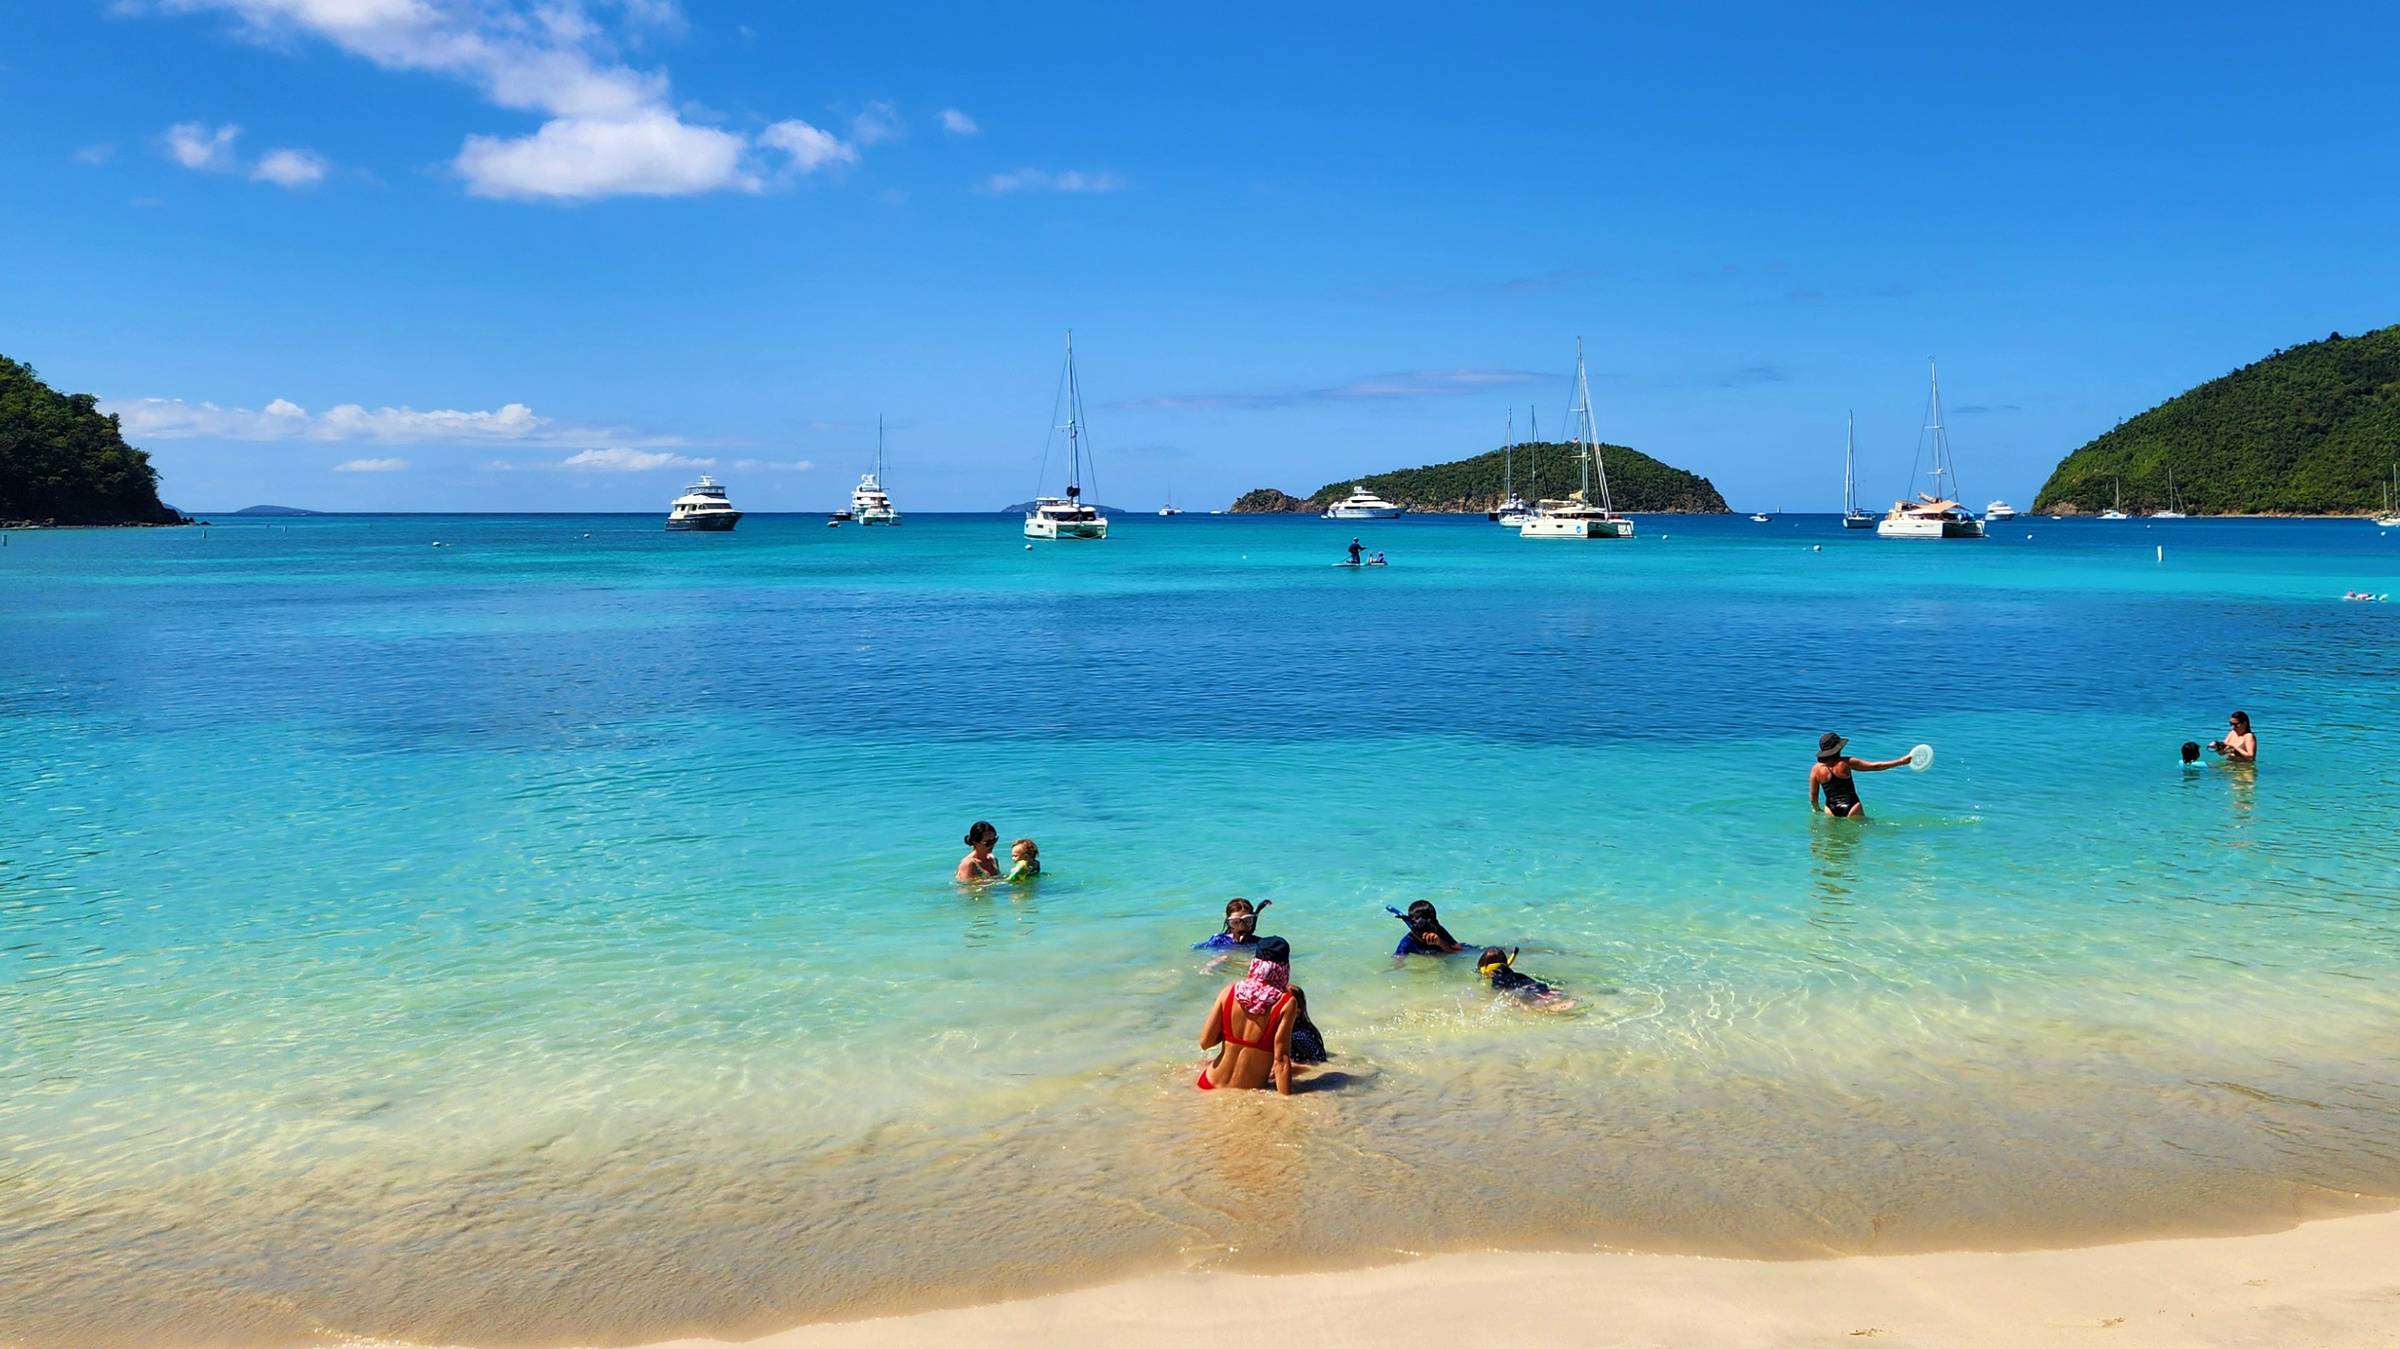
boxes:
[1909,743,1935,772]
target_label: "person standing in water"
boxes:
[2209,710,2257,763]
[1808,732,1912,819]
[955,820,1001,882]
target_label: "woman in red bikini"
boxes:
[1197,935,1300,1094]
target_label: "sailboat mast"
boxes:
[1925,357,1948,502]
[876,413,886,481]
[1844,410,1856,515]
[1063,330,1082,496]
[1574,336,1612,512]
[1528,405,1541,501]
[1503,408,1515,502]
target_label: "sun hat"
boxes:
[1817,731,1847,759]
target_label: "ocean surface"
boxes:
[4,511,2398,1348]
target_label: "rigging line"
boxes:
[1035,347,1070,502]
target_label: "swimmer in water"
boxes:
[955,820,1001,883]
[1808,732,1913,820]
[1195,897,1271,951]
[1477,947,1575,1011]
[2180,740,2203,772]
[1005,837,1040,882]
[1389,899,1467,956]
[2208,710,2257,763]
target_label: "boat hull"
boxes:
[1520,515,1634,539]
[1324,506,1405,520]
[1842,513,1876,529]
[1875,515,1983,539]
[665,512,741,532]
[1025,517,1108,540]
[858,510,899,525]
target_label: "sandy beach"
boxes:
[621,1210,2400,1349]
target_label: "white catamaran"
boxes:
[2098,477,2129,520]
[1843,411,1873,528]
[1024,332,1108,541]
[1488,408,1531,526]
[2375,463,2400,528]
[852,415,900,525]
[1876,357,1985,539]
[1520,338,1633,539]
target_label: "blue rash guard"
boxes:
[1194,932,1260,952]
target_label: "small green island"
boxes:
[1232,440,1728,513]
[2033,325,2400,515]
[1,355,184,526]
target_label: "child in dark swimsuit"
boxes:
[1478,947,1574,1011]
[1389,900,1468,956]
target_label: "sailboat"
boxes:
[1024,332,1108,541]
[1489,409,1531,525]
[1521,339,1634,539]
[1876,357,1985,539]
[1842,411,1873,528]
[1158,485,1182,517]
[2149,462,2186,519]
[852,415,900,525]
[2098,478,2128,520]
[2374,463,2400,528]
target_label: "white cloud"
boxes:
[332,457,409,472]
[557,447,714,472]
[74,142,117,165]
[938,108,978,136]
[105,395,685,447]
[982,168,1124,195]
[459,111,752,200]
[154,1,880,202]
[251,147,328,187]
[732,458,815,472]
[165,121,241,170]
[758,118,856,173]
[850,100,903,145]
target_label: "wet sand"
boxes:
[623,1208,2400,1349]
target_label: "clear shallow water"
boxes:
[3,512,2398,1347]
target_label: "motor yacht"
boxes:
[665,475,741,531]
[1985,500,2018,522]
[1322,485,1406,520]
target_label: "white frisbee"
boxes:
[1909,743,1934,772]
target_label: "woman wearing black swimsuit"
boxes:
[1809,731,1911,819]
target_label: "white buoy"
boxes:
[1812,544,1821,552]
[1023,543,1033,550]
[2156,544,2164,562]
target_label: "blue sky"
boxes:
[5,2,2397,513]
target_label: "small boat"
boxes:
[2098,477,2128,520]
[1025,333,1109,541]
[665,475,742,531]
[2149,463,2185,519]
[1323,484,1406,520]
[1842,412,1873,528]
[853,416,900,525]
[1158,485,1183,517]
[2375,463,2400,528]
[1750,511,1771,523]
[1876,358,1983,539]
[1521,339,1633,539]
[829,509,855,522]
[1985,499,2018,522]
[1489,409,1531,525]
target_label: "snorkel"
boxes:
[1476,946,1518,979]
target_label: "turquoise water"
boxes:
[3,513,2398,1347]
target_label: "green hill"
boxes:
[1,356,182,526]
[1234,440,1727,513]
[2032,326,2400,515]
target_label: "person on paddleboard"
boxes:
[1808,732,1913,819]
[1347,538,1364,565]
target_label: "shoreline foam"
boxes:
[612,1208,2400,1349]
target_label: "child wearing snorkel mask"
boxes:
[1478,947,1575,1011]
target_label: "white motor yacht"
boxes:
[1521,339,1633,539]
[1985,500,2018,522]
[665,475,741,531]
[1876,358,1984,539]
[1322,485,1406,519]
[1024,333,1109,541]
[852,416,900,524]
